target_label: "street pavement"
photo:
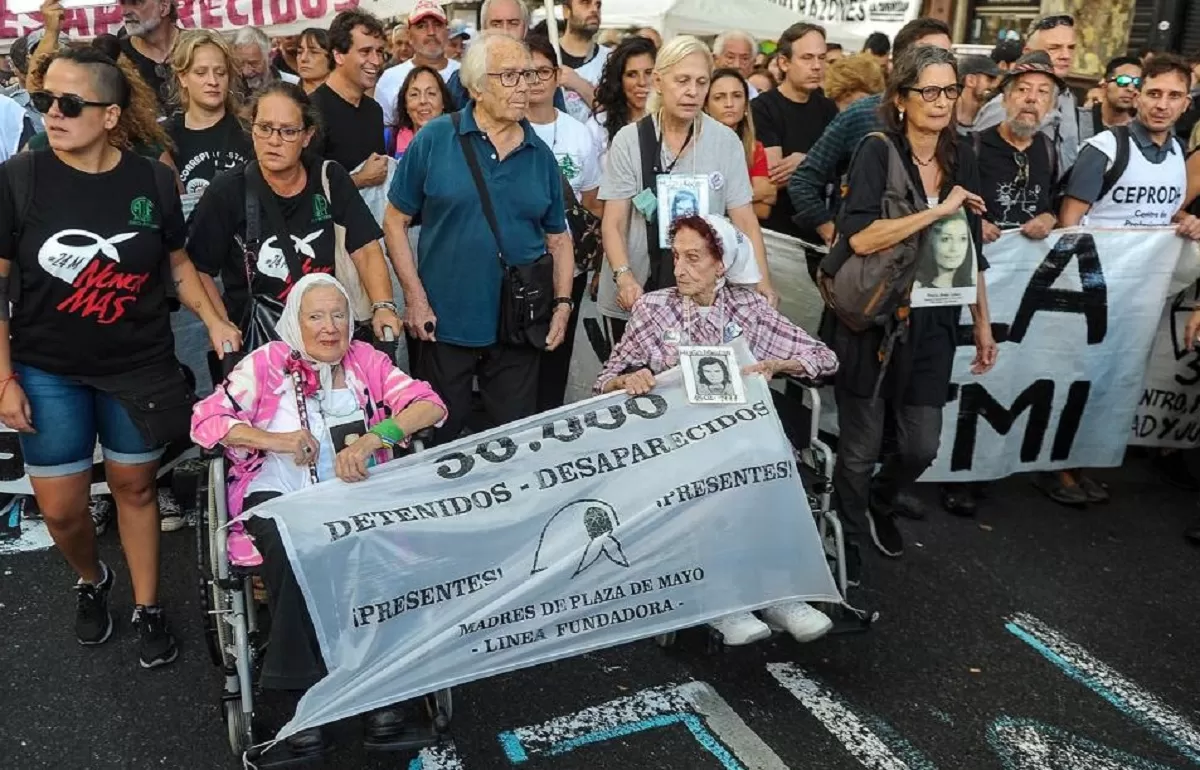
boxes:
[3,307,1200,770]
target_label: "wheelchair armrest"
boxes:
[408,426,436,453]
[784,372,830,390]
[201,444,224,460]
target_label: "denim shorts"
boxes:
[15,363,165,477]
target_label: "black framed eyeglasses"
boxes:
[1108,74,1142,88]
[532,66,557,82]
[251,123,306,142]
[1029,14,1074,32]
[29,91,113,118]
[904,84,962,102]
[487,69,541,87]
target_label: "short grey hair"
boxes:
[229,26,270,60]
[460,31,529,95]
[481,0,529,29]
[713,30,756,57]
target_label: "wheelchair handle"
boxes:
[785,373,830,390]
[382,327,396,343]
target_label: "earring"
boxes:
[898,108,905,121]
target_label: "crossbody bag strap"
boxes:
[452,111,507,266]
[245,162,306,280]
[236,163,262,290]
[637,114,662,262]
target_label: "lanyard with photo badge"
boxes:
[631,119,696,221]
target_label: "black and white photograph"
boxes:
[679,346,746,405]
[911,207,978,307]
[657,174,710,246]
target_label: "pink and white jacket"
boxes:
[190,340,447,519]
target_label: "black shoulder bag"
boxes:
[636,114,695,292]
[452,111,554,350]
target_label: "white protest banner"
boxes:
[919,228,1186,482]
[763,0,918,49]
[0,0,415,44]
[1130,284,1200,448]
[251,365,840,740]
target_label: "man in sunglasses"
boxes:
[117,0,180,113]
[1078,56,1140,142]
[973,14,1079,177]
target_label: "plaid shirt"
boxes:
[786,93,883,231]
[594,285,838,393]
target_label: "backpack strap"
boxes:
[1099,124,1131,200]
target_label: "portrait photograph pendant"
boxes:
[679,345,747,406]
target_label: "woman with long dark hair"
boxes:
[587,35,656,169]
[0,47,240,667]
[825,45,995,562]
[705,67,774,220]
[385,64,452,160]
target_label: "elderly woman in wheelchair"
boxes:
[191,274,447,755]
[595,214,839,647]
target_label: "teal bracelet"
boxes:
[369,420,406,448]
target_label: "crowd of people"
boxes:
[1,0,1200,756]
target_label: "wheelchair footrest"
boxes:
[362,724,448,753]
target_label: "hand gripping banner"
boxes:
[250,365,840,740]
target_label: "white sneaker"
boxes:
[708,612,771,646]
[158,489,185,533]
[761,601,833,643]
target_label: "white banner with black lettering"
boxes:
[919,228,1193,482]
[252,363,839,740]
[1130,284,1200,448]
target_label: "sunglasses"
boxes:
[904,84,962,102]
[1030,14,1074,32]
[29,91,113,117]
[1108,74,1142,88]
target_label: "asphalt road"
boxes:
[3,310,1200,770]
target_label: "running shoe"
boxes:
[158,488,185,533]
[132,605,179,669]
[75,561,114,645]
[708,612,771,646]
[761,601,833,643]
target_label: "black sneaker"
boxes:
[132,605,178,669]
[867,509,904,558]
[75,562,114,645]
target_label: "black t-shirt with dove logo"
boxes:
[187,158,382,325]
[0,149,186,376]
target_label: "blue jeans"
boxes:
[15,363,165,477]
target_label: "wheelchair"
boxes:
[654,374,873,651]
[196,435,453,763]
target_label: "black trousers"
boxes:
[536,272,587,412]
[243,491,327,692]
[412,338,540,446]
[831,389,942,538]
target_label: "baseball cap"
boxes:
[448,19,472,40]
[408,0,447,26]
[990,39,1023,65]
[959,54,1002,79]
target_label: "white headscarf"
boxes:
[274,273,353,400]
[701,214,762,286]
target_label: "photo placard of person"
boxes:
[680,346,747,405]
[248,366,839,742]
[917,228,1192,482]
[656,174,709,247]
[910,208,978,308]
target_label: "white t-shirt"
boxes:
[562,44,610,124]
[245,384,362,497]
[376,58,461,127]
[530,110,601,202]
[586,112,612,174]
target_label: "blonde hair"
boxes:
[168,29,240,116]
[824,53,885,106]
[1190,119,1200,153]
[647,35,713,115]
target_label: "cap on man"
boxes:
[376,0,461,128]
[956,54,1002,133]
[447,20,472,61]
[990,38,1022,71]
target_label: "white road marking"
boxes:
[0,518,54,556]
[1007,612,1200,764]
[768,662,926,770]
[497,681,787,769]
[409,743,465,770]
[987,716,1176,770]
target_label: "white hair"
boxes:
[481,0,529,29]
[713,30,756,57]
[648,35,714,115]
[229,26,270,60]
[460,31,529,95]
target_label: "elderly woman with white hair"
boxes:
[594,214,838,646]
[597,34,776,349]
[385,31,574,446]
[191,273,446,753]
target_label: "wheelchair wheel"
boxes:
[206,479,234,669]
[224,697,253,755]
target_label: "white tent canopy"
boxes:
[596,0,873,50]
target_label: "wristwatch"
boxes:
[612,265,632,282]
[553,297,575,312]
